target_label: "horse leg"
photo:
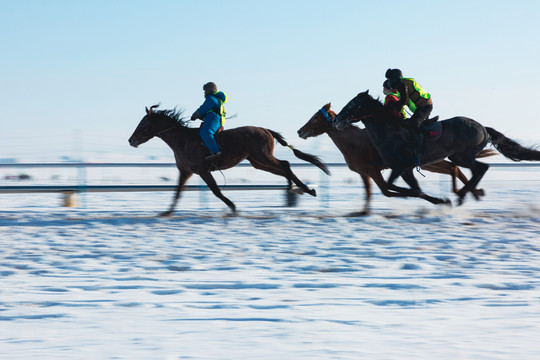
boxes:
[400,169,451,205]
[247,156,317,197]
[161,170,193,217]
[448,156,489,205]
[385,168,418,195]
[354,173,372,216]
[369,170,408,198]
[422,161,485,199]
[454,165,485,200]
[199,172,237,212]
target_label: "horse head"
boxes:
[128,104,163,148]
[297,103,336,139]
[332,90,373,130]
[129,104,186,148]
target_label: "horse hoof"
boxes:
[308,189,317,197]
[472,189,485,200]
[348,211,369,217]
[412,189,423,197]
[443,198,452,206]
[160,210,173,217]
[289,186,305,195]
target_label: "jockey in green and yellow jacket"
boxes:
[386,68,432,129]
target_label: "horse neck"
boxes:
[328,126,358,148]
[359,113,389,147]
[157,126,192,151]
[327,126,373,156]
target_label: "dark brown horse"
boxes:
[129,105,330,215]
[298,103,496,214]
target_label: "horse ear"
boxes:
[324,103,331,110]
[145,106,150,114]
[366,90,369,94]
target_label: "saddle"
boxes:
[399,116,442,143]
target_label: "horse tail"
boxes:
[266,129,331,175]
[476,149,498,159]
[486,127,540,161]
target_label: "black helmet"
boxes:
[385,68,403,80]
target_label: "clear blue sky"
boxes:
[1,0,539,161]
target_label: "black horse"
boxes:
[129,105,330,215]
[332,90,540,205]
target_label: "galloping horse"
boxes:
[298,103,496,214]
[332,91,540,205]
[129,105,330,215]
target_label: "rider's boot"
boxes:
[205,152,222,161]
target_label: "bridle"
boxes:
[333,98,374,127]
[319,107,334,123]
[347,98,373,123]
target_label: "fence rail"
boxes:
[0,162,315,207]
[0,184,290,194]
[1,162,538,208]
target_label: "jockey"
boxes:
[385,69,433,165]
[191,82,228,161]
[382,80,407,119]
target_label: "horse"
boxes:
[128,105,330,216]
[297,103,497,214]
[332,90,540,205]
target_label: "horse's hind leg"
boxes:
[247,156,316,197]
[454,166,485,200]
[422,161,483,198]
[449,155,489,205]
[199,172,237,212]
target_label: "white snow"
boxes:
[1,166,540,359]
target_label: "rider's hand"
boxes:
[190,111,200,120]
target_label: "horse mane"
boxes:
[364,93,405,124]
[154,108,191,127]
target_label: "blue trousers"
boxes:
[199,117,221,154]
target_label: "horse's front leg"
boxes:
[401,169,451,206]
[385,168,416,195]
[199,172,237,213]
[160,170,193,217]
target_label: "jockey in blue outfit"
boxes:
[191,82,228,160]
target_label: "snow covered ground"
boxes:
[1,166,540,359]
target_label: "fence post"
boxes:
[62,191,79,207]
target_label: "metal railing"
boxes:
[1,162,539,207]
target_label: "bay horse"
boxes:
[298,103,496,214]
[332,91,540,205]
[128,105,330,216]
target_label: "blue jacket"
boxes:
[197,91,227,126]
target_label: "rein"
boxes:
[349,112,373,123]
[155,122,181,136]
